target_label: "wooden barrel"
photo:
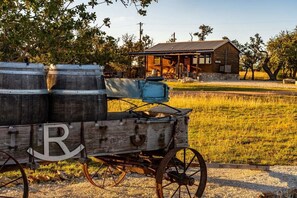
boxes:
[0,62,48,125]
[47,64,107,122]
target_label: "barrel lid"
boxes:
[0,62,44,69]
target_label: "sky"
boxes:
[90,0,297,45]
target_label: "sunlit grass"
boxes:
[239,71,270,80]
[166,94,297,165]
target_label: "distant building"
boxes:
[138,40,240,81]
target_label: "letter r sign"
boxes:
[27,123,85,161]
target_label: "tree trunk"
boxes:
[251,67,255,80]
[272,62,283,80]
[261,56,275,80]
[292,67,297,79]
[243,68,248,80]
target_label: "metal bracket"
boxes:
[130,134,146,147]
[8,127,19,150]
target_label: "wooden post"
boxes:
[160,56,163,76]
[196,53,200,79]
[145,55,148,78]
[177,55,180,79]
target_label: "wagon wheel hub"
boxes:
[167,171,195,186]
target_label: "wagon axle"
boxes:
[166,171,196,186]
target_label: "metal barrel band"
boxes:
[49,89,106,95]
[0,89,48,95]
[0,62,44,69]
[47,71,102,76]
[53,64,102,70]
[0,70,45,75]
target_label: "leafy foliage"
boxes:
[0,0,156,66]
[239,28,297,81]
[267,28,297,79]
[111,33,153,77]
[239,34,265,80]
[193,24,213,41]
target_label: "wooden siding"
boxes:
[213,42,240,74]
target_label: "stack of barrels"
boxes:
[0,62,107,126]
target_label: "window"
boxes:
[196,54,212,64]
[199,56,205,64]
[205,54,211,64]
[193,56,198,64]
[154,56,161,65]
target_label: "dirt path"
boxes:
[1,165,296,197]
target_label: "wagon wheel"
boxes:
[156,147,207,198]
[82,156,127,188]
[0,151,29,198]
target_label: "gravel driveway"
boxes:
[1,165,296,197]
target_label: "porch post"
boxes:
[145,55,148,78]
[177,55,180,79]
[196,53,200,79]
[160,56,163,76]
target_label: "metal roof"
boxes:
[144,40,239,55]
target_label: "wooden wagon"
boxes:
[0,62,207,198]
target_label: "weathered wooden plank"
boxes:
[0,115,186,164]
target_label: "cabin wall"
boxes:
[213,42,240,74]
[145,42,240,80]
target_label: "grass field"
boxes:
[166,81,296,165]
[167,94,297,165]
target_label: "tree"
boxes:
[193,24,213,41]
[267,28,297,79]
[239,34,265,80]
[114,33,153,77]
[0,0,157,65]
[167,32,177,43]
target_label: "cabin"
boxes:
[141,40,240,81]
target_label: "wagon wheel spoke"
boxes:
[0,176,23,188]
[83,156,126,189]
[0,151,29,198]
[185,185,192,197]
[162,181,174,189]
[189,169,201,177]
[171,185,180,198]
[156,147,207,198]
[185,155,196,172]
[90,163,104,180]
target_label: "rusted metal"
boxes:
[82,157,127,188]
[156,147,207,198]
[0,150,28,198]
